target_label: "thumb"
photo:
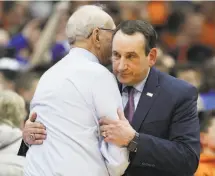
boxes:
[117,108,126,121]
[29,112,37,122]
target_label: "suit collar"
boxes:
[131,67,161,131]
[69,47,99,64]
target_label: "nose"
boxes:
[118,58,127,72]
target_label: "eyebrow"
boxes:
[125,52,137,55]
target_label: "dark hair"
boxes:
[3,1,16,13]
[166,11,185,34]
[15,72,40,91]
[113,20,157,55]
[200,110,215,133]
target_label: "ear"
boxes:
[91,28,100,48]
[148,48,157,67]
[200,132,208,146]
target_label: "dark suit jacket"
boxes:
[123,67,200,176]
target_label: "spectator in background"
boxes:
[0,29,9,46]
[195,110,215,176]
[1,1,29,35]
[154,48,175,74]
[200,58,215,110]
[174,63,205,111]
[15,72,40,116]
[0,90,26,176]
[0,57,21,91]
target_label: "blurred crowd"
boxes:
[0,1,215,175]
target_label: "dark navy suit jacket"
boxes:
[122,67,200,176]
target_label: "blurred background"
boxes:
[1,1,215,114]
[0,1,215,175]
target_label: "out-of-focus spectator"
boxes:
[0,90,26,176]
[0,29,9,46]
[15,72,40,115]
[0,57,21,91]
[199,2,215,48]
[200,58,215,110]
[195,110,215,176]
[154,48,175,74]
[29,1,53,19]
[1,1,29,35]
[174,63,205,111]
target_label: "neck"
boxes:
[72,41,99,61]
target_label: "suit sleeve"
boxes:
[131,86,200,175]
[17,140,29,156]
[92,69,129,176]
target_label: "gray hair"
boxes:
[66,5,115,44]
[0,90,26,128]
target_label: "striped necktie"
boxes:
[124,86,135,122]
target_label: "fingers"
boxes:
[117,108,126,121]
[100,124,115,139]
[23,129,46,145]
[99,117,116,125]
[27,139,43,145]
[26,122,46,130]
[33,140,44,145]
[35,134,46,140]
[28,128,47,135]
[29,112,37,122]
[100,125,110,133]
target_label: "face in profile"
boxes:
[112,30,157,85]
[98,28,115,66]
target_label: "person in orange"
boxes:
[195,110,215,176]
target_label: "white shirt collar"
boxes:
[69,47,99,64]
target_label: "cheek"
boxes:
[132,60,145,74]
[112,61,119,73]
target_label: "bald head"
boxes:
[66,5,115,44]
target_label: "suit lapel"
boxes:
[131,67,161,131]
[118,81,122,94]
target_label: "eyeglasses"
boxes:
[87,28,115,38]
[99,28,115,32]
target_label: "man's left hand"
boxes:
[99,108,136,147]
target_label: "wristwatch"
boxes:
[127,132,140,152]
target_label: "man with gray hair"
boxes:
[24,5,129,176]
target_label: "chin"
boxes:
[117,76,131,85]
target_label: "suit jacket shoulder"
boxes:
[157,69,198,103]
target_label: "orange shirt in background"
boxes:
[147,1,168,26]
[195,154,215,176]
[200,21,215,48]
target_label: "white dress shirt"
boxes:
[122,69,150,110]
[24,48,129,176]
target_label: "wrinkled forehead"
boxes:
[112,30,145,52]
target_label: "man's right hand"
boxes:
[23,112,47,145]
